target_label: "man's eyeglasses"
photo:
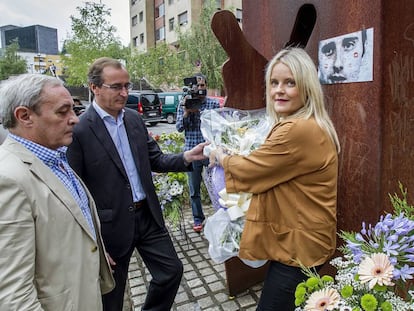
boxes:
[101,83,133,91]
[197,84,205,87]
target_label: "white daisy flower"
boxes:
[304,288,340,311]
[358,253,394,289]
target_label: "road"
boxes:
[147,121,177,136]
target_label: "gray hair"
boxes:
[0,74,63,129]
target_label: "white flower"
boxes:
[358,253,394,289]
[304,288,340,311]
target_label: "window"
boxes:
[215,0,221,9]
[178,11,188,26]
[133,36,138,47]
[132,15,138,26]
[169,18,175,31]
[139,11,143,22]
[156,4,165,18]
[131,0,137,5]
[140,33,144,44]
[236,9,242,23]
[168,0,174,5]
[156,27,165,41]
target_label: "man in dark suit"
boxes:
[67,57,208,311]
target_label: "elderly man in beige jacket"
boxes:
[0,74,114,310]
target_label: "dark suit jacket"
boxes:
[67,105,190,258]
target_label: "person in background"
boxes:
[67,57,208,311]
[0,74,114,310]
[209,48,340,310]
[176,73,220,232]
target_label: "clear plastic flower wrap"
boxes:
[201,107,272,267]
[201,107,271,157]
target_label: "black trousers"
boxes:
[256,261,322,311]
[103,203,183,311]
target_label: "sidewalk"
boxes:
[125,205,263,311]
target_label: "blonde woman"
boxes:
[210,47,340,310]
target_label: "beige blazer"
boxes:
[0,138,114,311]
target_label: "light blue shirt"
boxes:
[93,102,146,202]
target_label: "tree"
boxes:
[62,2,128,86]
[177,0,228,91]
[126,43,192,90]
[0,41,27,80]
[127,0,228,92]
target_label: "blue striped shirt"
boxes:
[176,97,220,151]
[93,102,146,202]
[10,133,96,239]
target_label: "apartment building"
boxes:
[130,0,242,52]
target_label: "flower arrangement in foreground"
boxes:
[294,183,414,311]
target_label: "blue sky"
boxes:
[1,0,130,48]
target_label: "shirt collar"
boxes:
[93,101,124,123]
[9,133,67,166]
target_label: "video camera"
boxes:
[182,76,207,110]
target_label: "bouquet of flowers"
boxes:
[151,132,189,228]
[201,108,272,266]
[294,183,414,311]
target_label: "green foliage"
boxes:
[177,0,228,89]
[389,181,414,219]
[127,0,228,91]
[0,41,27,80]
[62,2,128,86]
[151,131,211,227]
[152,132,188,228]
[127,43,192,89]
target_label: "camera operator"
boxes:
[176,73,220,232]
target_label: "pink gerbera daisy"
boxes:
[358,253,394,289]
[304,288,340,311]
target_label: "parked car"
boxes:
[126,91,163,126]
[158,92,184,124]
[72,97,86,116]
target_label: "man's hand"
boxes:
[106,253,116,273]
[183,142,210,163]
[183,106,199,117]
[182,96,200,117]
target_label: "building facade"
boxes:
[0,24,62,75]
[3,25,59,55]
[130,0,242,52]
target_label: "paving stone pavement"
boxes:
[125,205,264,311]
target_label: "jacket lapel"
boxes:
[4,139,97,241]
[85,107,129,181]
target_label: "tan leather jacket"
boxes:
[223,117,338,267]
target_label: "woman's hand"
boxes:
[208,147,226,168]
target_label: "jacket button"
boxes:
[91,246,98,252]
